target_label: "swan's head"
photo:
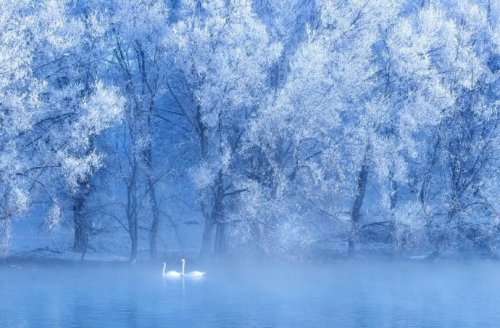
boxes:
[163,262,166,267]
[181,259,185,263]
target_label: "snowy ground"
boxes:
[3,213,203,264]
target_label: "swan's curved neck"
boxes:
[162,263,166,275]
[182,260,185,276]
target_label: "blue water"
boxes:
[1,260,500,327]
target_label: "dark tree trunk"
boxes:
[347,149,369,256]
[73,195,90,255]
[196,111,215,261]
[127,162,139,263]
[388,171,398,254]
[199,219,215,260]
[420,137,440,247]
[72,141,93,258]
[0,217,11,257]
[128,210,138,263]
[130,222,138,263]
[213,171,225,258]
[215,221,226,256]
[439,197,459,253]
[199,169,225,260]
[145,141,160,260]
[148,178,160,259]
[143,94,160,260]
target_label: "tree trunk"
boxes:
[148,177,160,260]
[130,222,138,263]
[0,217,11,258]
[388,170,398,254]
[347,149,369,256]
[72,142,93,257]
[73,195,89,254]
[420,137,440,248]
[199,219,215,260]
[127,209,138,264]
[199,169,225,260]
[215,221,226,257]
[439,198,459,253]
[213,171,225,257]
[144,140,159,260]
[143,95,160,260]
[127,162,139,263]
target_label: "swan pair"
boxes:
[162,259,206,279]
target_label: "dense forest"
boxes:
[0,0,498,262]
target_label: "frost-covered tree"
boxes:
[365,0,500,254]
[250,0,399,256]
[171,0,281,258]
[254,0,319,89]
[0,0,124,257]
[86,0,170,261]
[375,2,457,250]
[436,1,499,253]
[401,1,499,253]
[1,0,498,261]
[0,0,41,254]
[33,0,125,255]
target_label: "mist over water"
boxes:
[2,260,500,327]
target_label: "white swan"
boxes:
[181,259,206,278]
[162,262,182,278]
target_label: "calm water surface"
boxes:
[1,260,499,327]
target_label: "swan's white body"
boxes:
[181,259,206,278]
[162,262,182,278]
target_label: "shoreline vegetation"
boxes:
[1,0,498,263]
[2,247,498,268]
